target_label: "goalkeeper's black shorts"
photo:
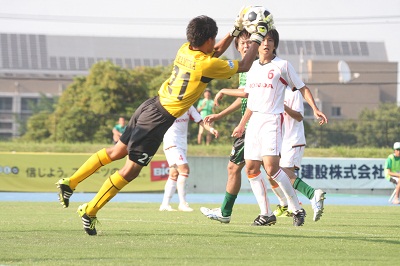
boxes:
[120,96,175,166]
[229,132,245,165]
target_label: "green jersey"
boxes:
[385,154,400,180]
[238,72,248,117]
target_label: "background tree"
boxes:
[20,93,57,142]
[21,61,400,147]
[356,103,400,147]
[23,61,160,142]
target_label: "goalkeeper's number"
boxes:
[167,65,190,101]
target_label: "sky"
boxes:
[0,0,399,100]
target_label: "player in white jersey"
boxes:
[270,87,326,222]
[160,105,218,212]
[232,29,328,226]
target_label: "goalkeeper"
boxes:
[56,8,274,235]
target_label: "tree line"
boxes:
[20,61,400,147]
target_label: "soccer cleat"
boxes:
[200,207,231,223]
[252,214,277,226]
[77,203,98,236]
[159,205,177,211]
[56,178,73,208]
[311,189,326,221]
[273,204,289,217]
[178,202,194,212]
[293,208,306,226]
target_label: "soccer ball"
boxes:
[242,6,271,34]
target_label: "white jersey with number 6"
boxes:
[244,57,305,160]
[245,57,305,114]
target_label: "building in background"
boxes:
[0,33,397,138]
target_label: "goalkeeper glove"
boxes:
[230,6,246,37]
[250,13,275,45]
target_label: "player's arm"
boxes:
[232,107,252,138]
[204,98,242,124]
[284,104,303,122]
[299,86,328,125]
[214,88,248,106]
[198,120,219,138]
[213,33,235,58]
[237,43,259,73]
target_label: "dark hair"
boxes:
[234,29,251,50]
[186,16,218,47]
[266,29,279,55]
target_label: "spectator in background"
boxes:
[385,142,400,204]
[197,88,215,145]
[112,117,127,144]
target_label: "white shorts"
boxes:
[280,144,305,169]
[164,146,188,167]
[244,112,283,161]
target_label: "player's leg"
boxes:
[78,159,142,235]
[176,163,193,212]
[56,142,128,208]
[242,113,276,226]
[200,161,243,223]
[77,96,176,235]
[246,159,276,226]
[282,145,326,221]
[282,146,316,199]
[220,162,243,216]
[270,164,305,226]
[268,177,289,217]
[220,135,245,217]
[201,135,244,223]
[159,167,178,211]
[160,147,180,211]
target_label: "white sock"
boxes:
[272,169,301,212]
[161,178,177,206]
[271,185,288,206]
[177,173,189,205]
[248,172,272,216]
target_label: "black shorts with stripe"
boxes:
[229,132,245,165]
[120,96,176,166]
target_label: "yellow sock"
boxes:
[69,148,112,189]
[86,171,129,217]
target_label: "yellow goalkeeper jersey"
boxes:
[158,42,239,117]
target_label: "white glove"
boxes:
[250,13,275,45]
[230,6,246,37]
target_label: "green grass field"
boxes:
[0,202,399,265]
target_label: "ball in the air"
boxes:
[242,6,271,34]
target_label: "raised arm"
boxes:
[213,33,235,58]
